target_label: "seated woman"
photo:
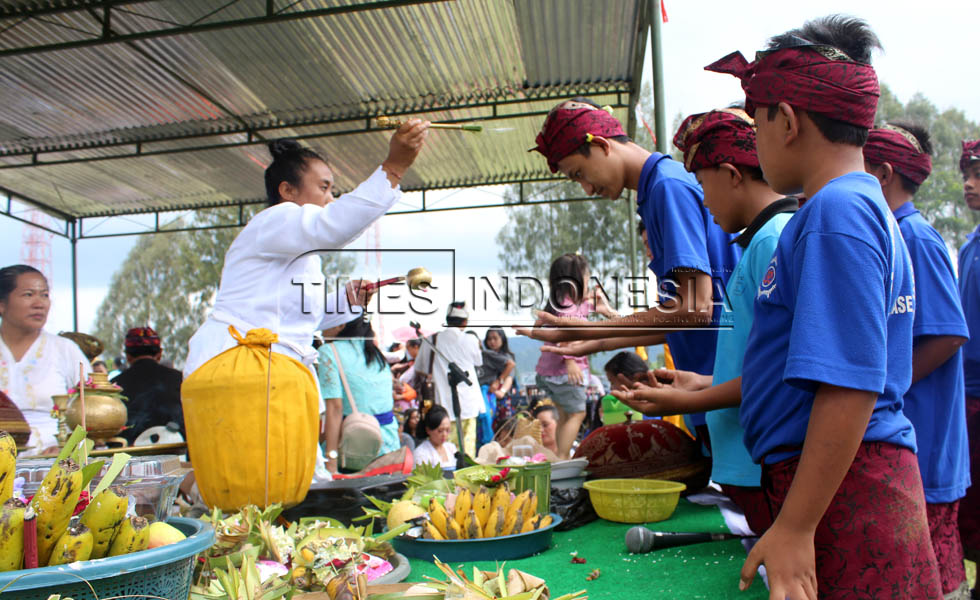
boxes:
[413,406,457,469]
[532,402,560,456]
[319,315,399,473]
[0,265,90,454]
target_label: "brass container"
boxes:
[65,393,128,446]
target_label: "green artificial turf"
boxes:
[407,499,769,599]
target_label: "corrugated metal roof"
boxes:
[0,0,646,219]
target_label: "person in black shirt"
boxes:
[111,327,184,445]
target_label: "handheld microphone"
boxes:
[625,527,741,553]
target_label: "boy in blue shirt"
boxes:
[958,139,980,583]
[864,123,970,597]
[520,99,741,445]
[708,15,941,598]
[612,108,796,536]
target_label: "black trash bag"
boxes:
[550,487,597,531]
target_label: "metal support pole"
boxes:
[649,0,668,155]
[70,220,79,331]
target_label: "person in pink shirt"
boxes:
[533,253,616,457]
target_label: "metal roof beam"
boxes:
[0,0,157,19]
[72,194,604,238]
[0,184,77,224]
[0,92,630,169]
[0,0,448,57]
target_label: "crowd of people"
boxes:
[2,12,979,599]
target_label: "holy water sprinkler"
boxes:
[376,115,482,132]
[363,267,432,293]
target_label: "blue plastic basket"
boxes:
[0,517,214,600]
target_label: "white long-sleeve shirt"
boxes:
[184,167,400,377]
[0,331,91,453]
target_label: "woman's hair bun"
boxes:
[268,138,304,160]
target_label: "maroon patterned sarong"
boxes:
[719,483,773,535]
[925,501,966,595]
[764,442,942,599]
[959,395,980,563]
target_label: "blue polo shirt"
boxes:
[960,224,980,397]
[893,202,970,503]
[740,172,917,464]
[636,153,741,428]
[709,202,795,487]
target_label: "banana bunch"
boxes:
[0,433,16,504]
[421,483,553,541]
[31,458,83,565]
[80,486,128,559]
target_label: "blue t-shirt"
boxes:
[893,202,970,503]
[740,172,917,464]
[636,153,742,428]
[959,225,980,397]
[708,209,794,487]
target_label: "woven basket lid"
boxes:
[0,390,31,447]
[58,331,104,361]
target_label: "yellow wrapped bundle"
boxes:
[181,327,319,510]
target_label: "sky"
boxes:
[2,0,977,354]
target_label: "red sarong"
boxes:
[959,395,980,563]
[719,483,773,535]
[925,501,966,595]
[764,442,942,599]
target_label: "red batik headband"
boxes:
[531,101,627,173]
[125,326,160,349]
[673,108,759,172]
[863,125,932,185]
[705,45,879,129]
[961,140,980,174]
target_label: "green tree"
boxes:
[875,85,980,249]
[94,207,354,369]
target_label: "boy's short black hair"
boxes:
[604,351,648,377]
[765,15,882,147]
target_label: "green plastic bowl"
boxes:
[584,478,686,523]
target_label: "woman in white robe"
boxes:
[0,265,91,454]
[183,121,429,480]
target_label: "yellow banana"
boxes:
[472,486,491,526]
[31,458,83,565]
[0,433,16,504]
[445,517,463,540]
[490,484,510,515]
[520,514,540,534]
[453,488,472,526]
[107,515,149,557]
[48,522,94,565]
[507,490,531,524]
[482,505,505,538]
[423,521,445,540]
[0,498,26,571]
[463,509,482,540]
[523,490,538,519]
[80,486,128,559]
[427,498,450,539]
[538,514,554,529]
[501,507,523,536]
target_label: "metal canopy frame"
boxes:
[2,0,670,331]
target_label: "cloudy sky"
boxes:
[3,0,977,353]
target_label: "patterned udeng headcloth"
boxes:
[531,101,627,173]
[705,44,880,129]
[673,108,759,172]
[125,326,160,350]
[863,125,932,185]
[961,140,980,174]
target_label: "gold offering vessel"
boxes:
[65,372,128,447]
